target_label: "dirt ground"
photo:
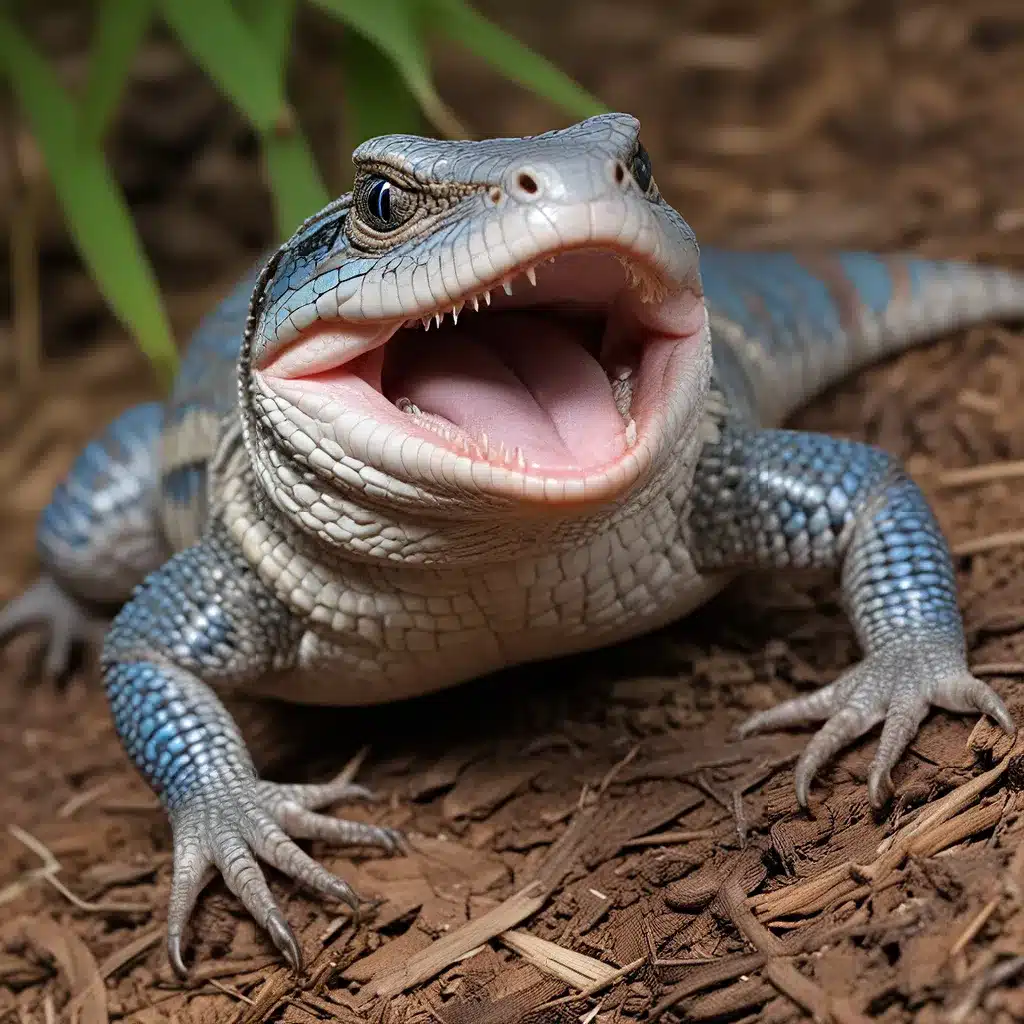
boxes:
[3,1,1024,1021]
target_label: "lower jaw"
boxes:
[256,331,705,507]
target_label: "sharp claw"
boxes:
[736,714,762,739]
[267,910,303,973]
[42,635,73,684]
[168,934,188,979]
[793,709,865,808]
[977,686,1016,735]
[867,770,893,810]
[326,875,361,911]
[343,784,376,802]
[386,827,409,854]
[794,765,812,809]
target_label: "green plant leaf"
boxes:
[264,132,330,235]
[235,0,331,230]
[163,0,328,235]
[160,0,284,131]
[81,0,157,142]
[0,14,177,388]
[309,0,464,136]
[423,0,604,120]
[235,0,297,77]
[339,29,424,160]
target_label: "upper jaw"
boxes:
[256,239,699,384]
[254,190,700,371]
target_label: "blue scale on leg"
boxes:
[690,423,1014,806]
[102,525,401,975]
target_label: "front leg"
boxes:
[102,524,400,974]
[689,423,1014,808]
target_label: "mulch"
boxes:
[3,1,1024,1022]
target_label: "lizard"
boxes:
[2,113,1022,976]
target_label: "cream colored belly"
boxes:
[246,524,731,707]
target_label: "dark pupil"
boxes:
[631,143,652,191]
[368,179,392,223]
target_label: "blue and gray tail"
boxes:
[699,249,1024,424]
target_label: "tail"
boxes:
[698,248,1024,425]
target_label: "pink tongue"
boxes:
[382,312,626,469]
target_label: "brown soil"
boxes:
[3,2,1024,1022]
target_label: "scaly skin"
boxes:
[3,113,1022,974]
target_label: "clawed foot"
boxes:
[167,769,402,976]
[740,638,1016,809]
[0,577,105,681]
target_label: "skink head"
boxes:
[237,114,711,562]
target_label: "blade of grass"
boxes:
[310,0,465,137]
[235,0,298,77]
[264,132,330,236]
[339,30,424,163]
[80,0,156,142]
[0,14,177,388]
[423,0,605,120]
[162,0,327,234]
[160,0,284,132]
[237,0,329,229]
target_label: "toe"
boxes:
[167,824,216,978]
[276,803,402,851]
[249,814,362,911]
[273,776,377,811]
[794,704,882,807]
[41,626,75,683]
[867,692,930,809]
[739,681,839,737]
[937,674,1016,734]
[210,829,302,969]
[266,909,302,972]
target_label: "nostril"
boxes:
[517,172,539,194]
[613,162,626,186]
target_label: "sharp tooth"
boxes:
[452,301,463,325]
[479,431,489,456]
[514,446,526,470]
[470,295,480,312]
[525,266,537,287]
[434,312,443,329]
[483,290,492,306]
[503,280,513,296]
[625,419,637,447]
[421,316,432,330]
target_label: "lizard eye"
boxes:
[356,175,414,232]
[368,179,391,221]
[631,142,653,193]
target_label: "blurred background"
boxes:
[2,3,1024,1021]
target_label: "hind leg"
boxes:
[1,402,171,679]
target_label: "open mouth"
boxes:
[256,248,706,502]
